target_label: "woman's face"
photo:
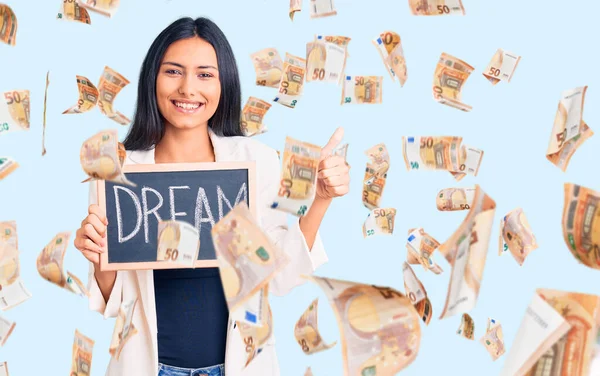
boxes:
[156,37,221,130]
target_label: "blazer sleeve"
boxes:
[259,148,329,296]
[86,180,124,319]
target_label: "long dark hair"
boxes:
[123,17,243,151]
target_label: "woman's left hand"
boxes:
[315,127,351,201]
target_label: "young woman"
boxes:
[73,17,350,376]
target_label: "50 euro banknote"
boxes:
[80,129,136,187]
[433,53,473,111]
[306,35,349,84]
[562,183,600,270]
[373,31,407,87]
[1,90,30,135]
[409,0,465,15]
[341,76,383,105]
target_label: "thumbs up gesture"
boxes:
[315,127,350,201]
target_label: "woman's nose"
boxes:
[178,75,197,97]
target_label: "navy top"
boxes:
[154,267,229,368]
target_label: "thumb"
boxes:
[320,127,344,159]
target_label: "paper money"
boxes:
[1,90,30,135]
[413,296,433,326]
[0,157,18,181]
[63,75,99,114]
[409,0,465,15]
[42,71,49,155]
[71,329,94,376]
[373,31,407,87]
[306,35,348,84]
[251,48,283,88]
[0,361,7,376]
[80,129,136,187]
[271,136,321,216]
[232,286,268,327]
[362,143,390,210]
[310,276,421,375]
[57,0,91,24]
[480,318,505,361]
[310,0,337,18]
[402,136,484,181]
[295,298,337,354]
[274,53,306,108]
[156,220,200,267]
[0,243,31,311]
[406,228,444,274]
[76,0,119,17]
[438,185,496,319]
[501,289,600,376]
[456,313,474,340]
[546,86,593,172]
[341,75,383,105]
[212,203,289,313]
[483,49,521,85]
[433,53,474,111]
[241,97,271,137]
[237,297,273,368]
[37,232,89,296]
[562,183,600,269]
[363,208,396,237]
[289,0,302,20]
[0,315,15,346]
[403,262,427,305]
[109,299,138,360]
[437,187,475,211]
[499,208,538,265]
[0,221,17,250]
[0,4,17,46]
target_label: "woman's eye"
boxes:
[165,69,181,75]
[198,73,213,78]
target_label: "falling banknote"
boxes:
[0,315,15,346]
[0,90,30,135]
[402,136,484,181]
[109,299,138,360]
[37,232,89,296]
[42,71,50,155]
[438,185,496,319]
[80,129,136,187]
[306,35,349,84]
[294,298,337,354]
[437,187,476,211]
[271,136,321,216]
[456,313,474,340]
[480,318,505,361]
[241,97,271,137]
[362,143,390,210]
[499,208,538,266]
[406,228,444,274]
[71,329,94,376]
[57,0,91,24]
[373,31,407,87]
[76,0,119,17]
[482,49,521,85]
[546,86,593,172]
[562,183,600,269]
[157,220,200,267]
[310,0,337,18]
[212,203,289,314]
[408,0,465,15]
[289,0,302,20]
[0,242,31,310]
[274,53,306,108]
[237,294,273,368]
[341,75,383,105]
[309,276,422,375]
[0,157,18,181]
[0,221,17,249]
[363,208,396,237]
[251,48,283,88]
[0,4,17,46]
[403,262,433,326]
[433,53,474,111]
[501,289,600,376]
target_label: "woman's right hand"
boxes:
[74,204,109,266]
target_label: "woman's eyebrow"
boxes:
[162,61,218,70]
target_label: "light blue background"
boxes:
[1,0,599,375]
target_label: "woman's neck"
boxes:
[154,124,216,163]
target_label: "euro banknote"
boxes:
[0,315,15,346]
[409,0,465,15]
[437,187,476,211]
[363,208,396,237]
[109,299,138,360]
[37,232,88,296]
[341,75,383,105]
[251,48,283,88]
[80,129,136,186]
[0,4,17,46]
[306,35,348,84]
[241,97,271,137]
[71,329,94,376]
[57,0,91,24]
[1,90,30,135]
[482,49,521,85]
[294,298,336,354]
[373,31,407,86]
[433,53,473,111]
[456,313,474,340]
[480,318,505,361]
[157,220,200,267]
[406,228,444,274]
[362,143,390,210]
[0,243,31,311]
[499,208,538,266]
[76,0,119,17]
[562,183,600,269]
[274,53,306,108]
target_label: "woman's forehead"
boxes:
[163,37,218,67]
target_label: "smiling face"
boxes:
[156,37,221,130]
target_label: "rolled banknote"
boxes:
[413,296,433,325]
[0,157,18,181]
[0,243,32,311]
[109,299,138,360]
[409,0,465,15]
[433,53,474,111]
[71,329,94,376]
[546,86,593,172]
[373,31,407,87]
[0,221,17,249]
[97,66,131,125]
[482,49,521,85]
[310,0,337,18]
[251,48,283,88]
[76,0,119,17]
[562,183,600,269]
[37,232,89,296]
[57,0,91,24]
[363,208,396,237]
[289,0,302,20]
[212,203,289,313]
[271,136,321,216]
[241,97,271,137]
[403,136,484,181]
[274,53,306,108]
[402,262,427,304]
[499,208,538,266]
[80,129,136,187]
[294,298,337,354]
[341,75,383,105]
[157,220,200,267]
[306,35,348,84]
[437,187,475,211]
[0,4,17,46]
[0,361,7,376]
[362,143,390,210]
[406,228,443,274]
[318,35,351,49]
[309,276,421,375]
[501,289,600,376]
[480,318,505,361]
[0,315,15,346]
[456,313,474,340]
[63,75,99,114]
[438,185,496,319]
[42,71,49,156]
[237,300,273,368]
[1,90,30,134]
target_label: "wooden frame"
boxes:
[97,162,256,271]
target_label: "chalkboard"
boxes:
[96,162,256,271]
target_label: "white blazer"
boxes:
[86,129,328,376]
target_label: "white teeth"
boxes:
[173,101,201,110]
